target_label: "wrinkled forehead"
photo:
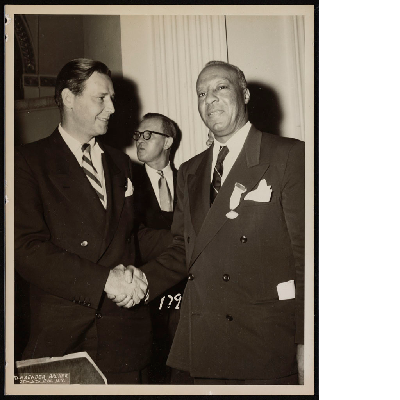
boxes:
[196,65,238,89]
[139,117,164,133]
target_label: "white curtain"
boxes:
[151,15,227,168]
[291,15,305,141]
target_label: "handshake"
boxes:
[104,264,148,308]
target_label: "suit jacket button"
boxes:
[240,236,247,243]
[223,274,230,282]
[95,312,102,319]
[188,273,194,281]
[81,240,89,247]
[127,237,131,243]
[226,314,233,321]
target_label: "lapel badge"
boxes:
[226,182,247,219]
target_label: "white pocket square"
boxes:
[244,179,272,202]
[125,177,134,197]
[277,280,295,300]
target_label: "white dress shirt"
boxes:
[210,121,252,185]
[59,124,107,208]
[145,162,174,207]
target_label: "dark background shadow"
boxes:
[99,74,141,151]
[168,120,182,172]
[247,81,283,137]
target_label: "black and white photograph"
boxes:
[5,5,315,395]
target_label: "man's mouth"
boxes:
[97,117,109,122]
[208,110,223,117]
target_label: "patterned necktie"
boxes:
[210,145,229,204]
[81,143,106,208]
[157,170,173,212]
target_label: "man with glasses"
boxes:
[132,113,190,383]
[133,113,177,220]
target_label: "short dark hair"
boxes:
[202,60,247,90]
[55,58,111,118]
[142,113,178,139]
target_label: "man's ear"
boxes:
[61,88,74,110]
[164,136,173,150]
[243,88,250,105]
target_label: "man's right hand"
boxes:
[104,264,148,308]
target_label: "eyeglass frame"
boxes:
[133,130,170,141]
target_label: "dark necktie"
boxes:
[157,170,173,212]
[81,143,105,208]
[210,145,229,204]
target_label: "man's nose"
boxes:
[105,98,115,114]
[137,135,146,143]
[205,90,218,105]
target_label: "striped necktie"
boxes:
[81,143,106,208]
[157,170,173,212]
[210,145,229,204]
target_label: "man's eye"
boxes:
[218,85,227,90]
[198,92,205,98]
[98,97,105,101]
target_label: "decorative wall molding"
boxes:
[40,76,57,87]
[14,15,36,74]
[15,96,57,112]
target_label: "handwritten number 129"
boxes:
[159,293,182,310]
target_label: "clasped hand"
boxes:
[104,264,148,308]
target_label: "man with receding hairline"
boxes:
[133,60,305,384]
[131,112,186,383]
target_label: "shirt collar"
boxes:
[212,121,252,158]
[58,123,103,159]
[145,161,172,178]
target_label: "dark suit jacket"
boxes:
[14,129,165,374]
[132,163,177,235]
[142,126,305,380]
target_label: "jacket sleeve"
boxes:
[137,224,173,263]
[14,148,110,309]
[139,163,187,300]
[281,140,305,344]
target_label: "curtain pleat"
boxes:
[152,15,227,168]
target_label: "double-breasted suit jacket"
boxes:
[14,129,163,374]
[142,125,305,380]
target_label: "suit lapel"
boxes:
[97,146,126,259]
[187,147,213,235]
[189,126,270,268]
[48,130,106,230]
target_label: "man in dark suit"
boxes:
[127,61,305,384]
[14,59,168,384]
[131,113,189,383]
[132,113,178,232]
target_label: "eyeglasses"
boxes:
[133,130,170,141]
